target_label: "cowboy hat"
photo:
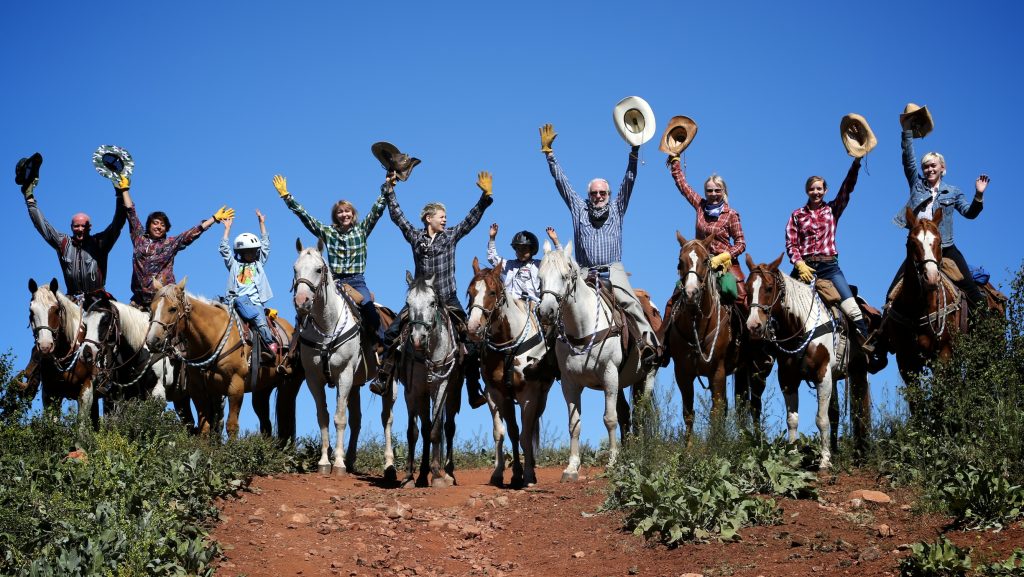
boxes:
[900,103,933,138]
[15,152,43,192]
[92,145,134,183]
[371,141,421,181]
[659,116,698,155]
[613,96,657,146]
[839,113,878,158]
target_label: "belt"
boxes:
[804,255,837,264]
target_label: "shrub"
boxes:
[899,536,972,577]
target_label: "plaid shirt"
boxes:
[785,159,860,264]
[670,161,746,259]
[127,205,206,303]
[284,187,387,276]
[386,188,492,300]
[546,148,638,267]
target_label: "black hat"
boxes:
[15,153,43,193]
[510,230,539,255]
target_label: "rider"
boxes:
[785,157,874,354]
[371,171,494,408]
[123,186,233,309]
[275,173,388,347]
[486,223,543,303]
[220,211,278,357]
[538,123,659,365]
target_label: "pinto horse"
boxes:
[292,241,397,478]
[466,257,554,488]
[396,273,462,488]
[145,278,303,441]
[744,254,872,469]
[537,241,657,482]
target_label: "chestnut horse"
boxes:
[145,279,303,441]
[466,257,554,488]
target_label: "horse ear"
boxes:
[295,237,303,253]
[49,278,59,294]
[904,206,918,230]
[406,270,414,286]
[932,207,944,226]
[152,278,164,292]
[768,253,785,271]
[564,241,573,259]
[317,238,325,253]
[676,230,687,247]
[700,236,715,252]
[177,277,188,290]
[543,239,551,254]
[745,254,756,274]
[472,256,481,275]
[29,278,38,294]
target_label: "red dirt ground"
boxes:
[210,466,1024,577]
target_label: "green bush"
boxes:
[899,536,973,577]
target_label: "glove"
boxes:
[22,178,38,200]
[115,176,131,192]
[213,206,235,222]
[273,174,289,198]
[476,171,493,196]
[666,154,680,167]
[795,261,815,283]
[539,124,557,154]
[710,252,732,271]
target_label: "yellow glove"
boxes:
[539,123,557,154]
[115,175,131,192]
[795,261,816,283]
[273,174,289,198]
[213,206,235,222]
[476,171,493,196]
[710,252,732,271]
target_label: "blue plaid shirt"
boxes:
[546,148,638,267]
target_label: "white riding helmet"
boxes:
[233,232,261,251]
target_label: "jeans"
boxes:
[792,258,853,301]
[335,274,384,341]
[234,294,276,346]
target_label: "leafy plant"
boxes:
[899,536,972,577]
[938,462,1024,530]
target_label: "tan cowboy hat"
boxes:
[613,96,657,146]
[839,113,878,158]
[371,141,421,181]
[900,103,934,138]
[659,115,698,155]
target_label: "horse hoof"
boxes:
[560,471,579,483]
[383,466,398,483]
[401,478,417,489]
[332,466,349,477]
[446,474,457,487]
[509,475,524,490]
[317,464,332,475]
[432,477,448,489]
[489,473,504,487]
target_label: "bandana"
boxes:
[703,201,725,219]
[586,200,610,227]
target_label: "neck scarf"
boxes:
[586,199,609,226]
[703,201,725,219]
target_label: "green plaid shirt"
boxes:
[283,186,387,275]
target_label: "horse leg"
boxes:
[816,372,834,471]
[561,379,583,482]
[382,381,397,482]
[226,392,244,440]
[419,391,435,488]
[343,380,362,474]
[748,368,767,434]
[828,379,840,455]
[616,387,630,442]
[442,377,459,486]
[251,388,273,437]
[306,374,332,474]
[402,384,419,489]
[519,387,541,488]
[779,366,801,446]
[676,364,696,448]
[504,393,524,489]
[275,374,300,445]
[487,388,507,487]
[332,370,354,476]
[711,362,728,420]
[603,370,622,466]
[849,366,871,461]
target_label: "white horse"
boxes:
[744,254,872,471]
[397,272,462,488]
[537,242,657,482]
[466,257,554,488]
[292,241,397,478]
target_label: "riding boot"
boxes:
[656,292,677,368]
[463,342,486,409]
[840,298,874,355]
[369,349,395,396]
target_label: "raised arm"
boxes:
[614,146,640,214]
[256,210,269,263]
[540,123,585,213]
[170,206,231,254]
[219,217,234,268]
[668,157,702,211]
[829,157,861,219]
[385,185,419,245]
[276,174,335,242]
[958,174,988,220]
[901,129,920,187]
[360,177,392,236]
[486,223,503,267]
[23,180,64,250]
[93,177,129,251]
[451,171,494,242]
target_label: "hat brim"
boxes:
[613,96,657,146]
[92,145,134,183]
[900,106,934,138]
[840,114,878,158]
[15,152,43,189]
[659,116,698,155]
[371,141,420,181]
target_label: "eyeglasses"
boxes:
[589,190,609,197]
[705,188,724,194]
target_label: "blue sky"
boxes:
[4,2,1023,448]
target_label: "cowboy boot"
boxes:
[463,342,486,409]
[369,349,396,396]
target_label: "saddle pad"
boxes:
[340,283,364,305]
[941,258,964,282]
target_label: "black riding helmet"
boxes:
[510,230,539,256]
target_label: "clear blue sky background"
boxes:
[4,2,1023,449]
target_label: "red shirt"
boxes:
[669,161,746,258]
[785,160,860,264]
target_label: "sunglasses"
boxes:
[589,190,609,197]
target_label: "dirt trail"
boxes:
[211,467,1024,577]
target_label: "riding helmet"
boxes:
[233,232,261,251]
[510,230,539,255]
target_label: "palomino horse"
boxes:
[744,254,872,468]
[26,278,96,429]
[292,241,397,478]
[537,242,657,482]
[466,257,554,488]
[396,273,462,488]
[145,279,303,441]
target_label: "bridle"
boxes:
[292,253,355,342]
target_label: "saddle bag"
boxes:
[716,270,739,304]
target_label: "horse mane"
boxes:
[780,273,821,327]
[110,301,151,350]
[48,289,82,343]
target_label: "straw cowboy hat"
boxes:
[15,152,43,193]
[92,145,134,184]
[613,96,657,146]
[371,141,421,181]
[659,116,699,155]
[900,103,934,138]
[840,113,878,158]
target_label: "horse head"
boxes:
[744,253,785,339]
[466,256,505,342]
[405,272,440,352]
[676,231,714,304]
[905,206,944,290]
[147,278,189,351]
[81,296,118,368]
[292,241,331,314]
[538,240,576,324]
[28,277,63,355]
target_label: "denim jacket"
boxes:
[893,130,982,247]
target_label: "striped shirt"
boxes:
[386,188,492,300]
[785,160,860,265]
[670,161,747,259]
[127,205,206,304]
[283,186,387,276]
[487,240,541,301]
[546,148,638,268]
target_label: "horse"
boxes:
[292,240,397,478]
[537,241,657,482]
[466,257,554,488]
[744,254,872,469]
[26,278,97,429]
[145,278,303,441]
[395,272,462,488]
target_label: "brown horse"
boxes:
[466,257,555,488]
[145,278,303,440]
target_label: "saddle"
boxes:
[581,273,639,358]
[815,279,882,329]
[238,308,290,360]
[336,282,364,305]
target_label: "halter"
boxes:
[748,268,832,356]
[904,225,955,336]
[671,251,726,364]
[403,285,458,383]
[293,253,356,344]
[148,288,235,368]
[30,291,87,372]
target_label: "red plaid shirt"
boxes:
[669,161,746,258]
[785,160,860,264]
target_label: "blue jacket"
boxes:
[220,233,273,302]
[893,130,982,247]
